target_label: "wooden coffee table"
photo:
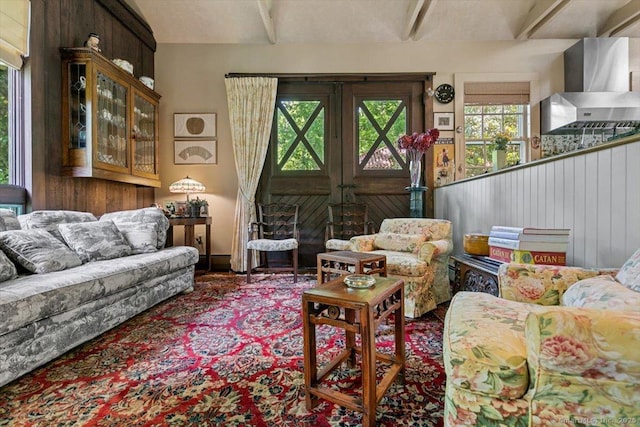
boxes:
[316,250,387,284]
[302,276,405,427]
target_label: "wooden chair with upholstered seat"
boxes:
[246,203,299,283]
[325,202,374,251]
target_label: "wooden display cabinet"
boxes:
[61,48,161,187]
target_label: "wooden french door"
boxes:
[258,76,430,267]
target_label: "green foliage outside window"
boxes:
[276,100,325,171]
[464,104,527,177]
[276,98,407,172]
[358,100,405,170]
[0,65,8,183]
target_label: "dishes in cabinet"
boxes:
[111,59,133,74]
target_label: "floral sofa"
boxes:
[0,207,199,387]
[443,250,640,426]
[349,218,452,318]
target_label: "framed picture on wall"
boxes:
[434,112,454,131]
[174,113,217,138]
[174,140,217,164]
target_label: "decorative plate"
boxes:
[344,274,376,288]
[434,84,455,104]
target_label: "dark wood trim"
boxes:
[96,0,156,51]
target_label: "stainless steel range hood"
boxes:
[541,38,640,135]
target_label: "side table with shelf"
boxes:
[450,254,502,296]
[166,216,212,271]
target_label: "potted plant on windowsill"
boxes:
[490,132,510,171]
[186,197,208,217]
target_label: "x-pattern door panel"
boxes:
[259,79,426,267]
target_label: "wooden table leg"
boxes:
[303,299,318,410]
[361,306,377,427]
[183,224,195,246]
[205,223,211,271]
[345,307,356,367]
[395,287,405,383]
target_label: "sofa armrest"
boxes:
[498,263,600,305]
[349,234,376,252]
[525,308,640,418]
[418,238,452,264]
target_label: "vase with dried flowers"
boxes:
[396,129,440,187]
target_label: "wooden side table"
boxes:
[450,254,502,296]
[316,250,387,284]
[302,276,405,427]
[166,216,212,271]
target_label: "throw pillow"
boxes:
[615,247,640,292]
[100,207,169,249]
[115,221,158,254]
[0,250,18,282]
[0,208,21,231]
[58,220,132,263]
[562,275,640,312]
[18,210,98,241]
[0,229,82,273]
[373,232,426,254]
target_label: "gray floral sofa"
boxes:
[0,207,199,387]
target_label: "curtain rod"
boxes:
[225,72,435,81]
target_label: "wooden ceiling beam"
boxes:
[412,0,439,41]
[598,0,640,37]
[401,0,425,41]
[516,0,573,40]
[257,0,276,44]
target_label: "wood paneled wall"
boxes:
[26,0,156,215]
[434,137,640,268]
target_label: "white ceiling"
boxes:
[125,0,640,45]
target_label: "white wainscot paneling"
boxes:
[434,138,640,268]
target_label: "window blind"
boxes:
[0,0,30,69]
[464,82,530,105]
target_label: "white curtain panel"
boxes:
[225,77,278,272]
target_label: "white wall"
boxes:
[435,137,640,268]
[154,39,639,256]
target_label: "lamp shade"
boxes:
[169,176,205,194]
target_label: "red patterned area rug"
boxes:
[0,273,445,427]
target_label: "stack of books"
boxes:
[488,226,570,265]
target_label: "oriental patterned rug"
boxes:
[0,273,446,427]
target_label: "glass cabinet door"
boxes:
[133,92,157,176]
[61,48,161,187]
[96,71,128,170]
[67,63,88,150]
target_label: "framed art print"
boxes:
[434,112,454,131]
[174,113,217,138]
[174,140,217,164]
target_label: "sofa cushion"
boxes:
[18,210,97,241]
[373,232,426,253]
[443,291,545,399]
[115,221,158,254]
[615,247,640,292]
[0,208,21,231]
[0,229,82,273]
[562,275,640,312]
[0,246,199,336]
[99,207,170,249]
[0,250,18,282]
[58,220,132,263]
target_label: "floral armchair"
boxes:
[349,218,452,318]
[443,249,640,426]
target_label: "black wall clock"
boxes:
[434,84,455,104]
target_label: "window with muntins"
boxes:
[463,82,530,178]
